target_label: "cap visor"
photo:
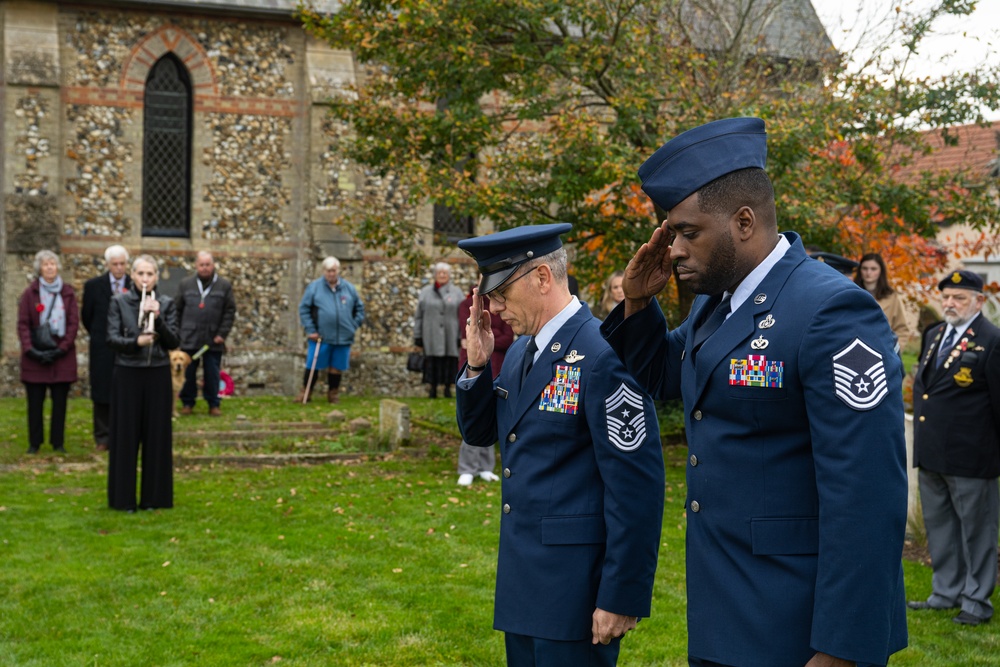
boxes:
[479,267,518,294]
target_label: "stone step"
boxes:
[174,426,331,441]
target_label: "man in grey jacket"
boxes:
[176,251,237,416]
[297,256,365,403]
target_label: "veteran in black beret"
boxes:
[909,268,1000,626]
[809,250,859,276]
[601,117,908,666]
[455,223,665,666]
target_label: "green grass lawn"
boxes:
[0,397,996,665]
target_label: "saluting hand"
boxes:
[464,288,494,378]
[623,219,673,318]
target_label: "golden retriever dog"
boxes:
[169,350,192,414]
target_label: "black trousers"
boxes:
[92,401,110,445]
[504,632,619,667]
[24,382,71,449]
[108,365,174,511]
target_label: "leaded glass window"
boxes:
[142,55,191,237]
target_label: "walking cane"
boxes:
[303,337,322,404]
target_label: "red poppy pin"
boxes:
[35,303,44,313]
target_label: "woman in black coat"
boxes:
[105,254,179,512]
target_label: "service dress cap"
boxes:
[809,251,859,275]
[638,117,767,212]
[938,269,984,293]
[458,223,572,294]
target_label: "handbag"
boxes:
[31,294,59,351]
[406,351,424,373]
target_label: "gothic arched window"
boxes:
[142,54,192,237]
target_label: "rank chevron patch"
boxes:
[605,383,647,451]
[832,338,889,411]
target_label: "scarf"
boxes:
[39,276,66,337]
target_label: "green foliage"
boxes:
[299,0,1000,315]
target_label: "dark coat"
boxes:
[82,272,132,402]
[457,304,665,641]
[17,280,79,384]
[602,233,908,666]
[174,272,237,352]
[913,314,1000,478]
[107,287,180,367]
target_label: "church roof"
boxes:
[73,0,341,18]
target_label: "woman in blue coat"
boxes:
[296,256,365,403]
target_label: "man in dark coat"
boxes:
[81,245,131,451]
[602,118,908,666]
[457,223,665,667]
[909,269,1000,626]
[175,251,237,416]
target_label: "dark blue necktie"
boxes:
[935,327,957,368]
[692,293,732,351]
[521,337,538,384]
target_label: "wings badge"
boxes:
[832,338,889,411]
[605,383,647,451]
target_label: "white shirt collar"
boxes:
[724,234,791,319]
[944,313,979,341]
[528,296,582,361]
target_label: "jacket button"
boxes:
[690,500,701,513]
[508,433,516,443]
[503,468,511,478]
[689,454,698,467]
[693,410,703,421]
[503,504,511,514]
[922,394,929,400]
[919,416,926,422]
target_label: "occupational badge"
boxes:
[758,314,775,329]
[832,338,888,411]
[750,336,769,350]
[539,364,580,414]
[562,350,585,363]
[605,383,647,451]
[953,367,974,388]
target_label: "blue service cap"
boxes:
[638,117,767,212]
[457,223,572,294]
[939,269,984,292]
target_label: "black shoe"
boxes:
[953,611,988,626]
[907,600,957,611]
[443,385,452,398]
[53,445,66,453]
[26,446,39,454]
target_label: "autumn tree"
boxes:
[299,0,1000,319]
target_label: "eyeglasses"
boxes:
[490,267,535,304]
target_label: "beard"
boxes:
[687,229,740,295]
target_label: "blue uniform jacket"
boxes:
[298,277,365,345]
[602,233,908,666]
[457,304,665,642]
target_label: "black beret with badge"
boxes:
[458,222,573,294]
[938,269,984,293]
[637,117,768,212]
[808,251,859,276]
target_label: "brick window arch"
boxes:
[142,53,192,237]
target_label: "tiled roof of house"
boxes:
[895,122,1000,182]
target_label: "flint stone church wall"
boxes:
[0,2,474,399]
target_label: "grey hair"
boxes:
[321,256,341,271]
[33,250,61,275]
[132,254,159,275]
[526,247,568,285]
[431,262,451,275]
[104,245,129,263]
[196,250,214,263]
